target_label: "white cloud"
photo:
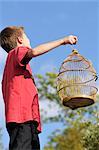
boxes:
[39,99,60,120]
[0,48,6,127]
[0,47,7,63]
[0,74,5,127]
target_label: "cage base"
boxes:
[63,96,95,110]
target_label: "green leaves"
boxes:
[82,124,99,150]
[44,122,99,150]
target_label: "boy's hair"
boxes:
[0,26,24,53]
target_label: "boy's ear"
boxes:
[17,36,23,44]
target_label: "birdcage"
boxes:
[57,49,98,109]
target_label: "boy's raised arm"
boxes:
[21,35,78,65]
[31,35,77,57]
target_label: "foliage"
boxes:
[82,123,99,150]
[44,122,99,150]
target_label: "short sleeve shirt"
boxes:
[2,46,41,133]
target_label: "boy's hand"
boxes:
[62,35,78,45]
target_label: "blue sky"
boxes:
[0,0,99,149]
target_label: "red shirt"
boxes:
[2,46,41,133]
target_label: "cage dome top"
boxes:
[59,49,96,77]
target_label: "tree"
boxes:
[44,122,99,150]
[82,123,99,150]
[36,72,99,150]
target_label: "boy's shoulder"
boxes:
[8,46,29,55]
[7,46,31,66]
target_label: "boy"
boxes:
[0,26,78,150]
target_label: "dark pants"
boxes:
[6,121,40,150]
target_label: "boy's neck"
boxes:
[17,43,23,47]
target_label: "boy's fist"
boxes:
[62,35,78,45]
